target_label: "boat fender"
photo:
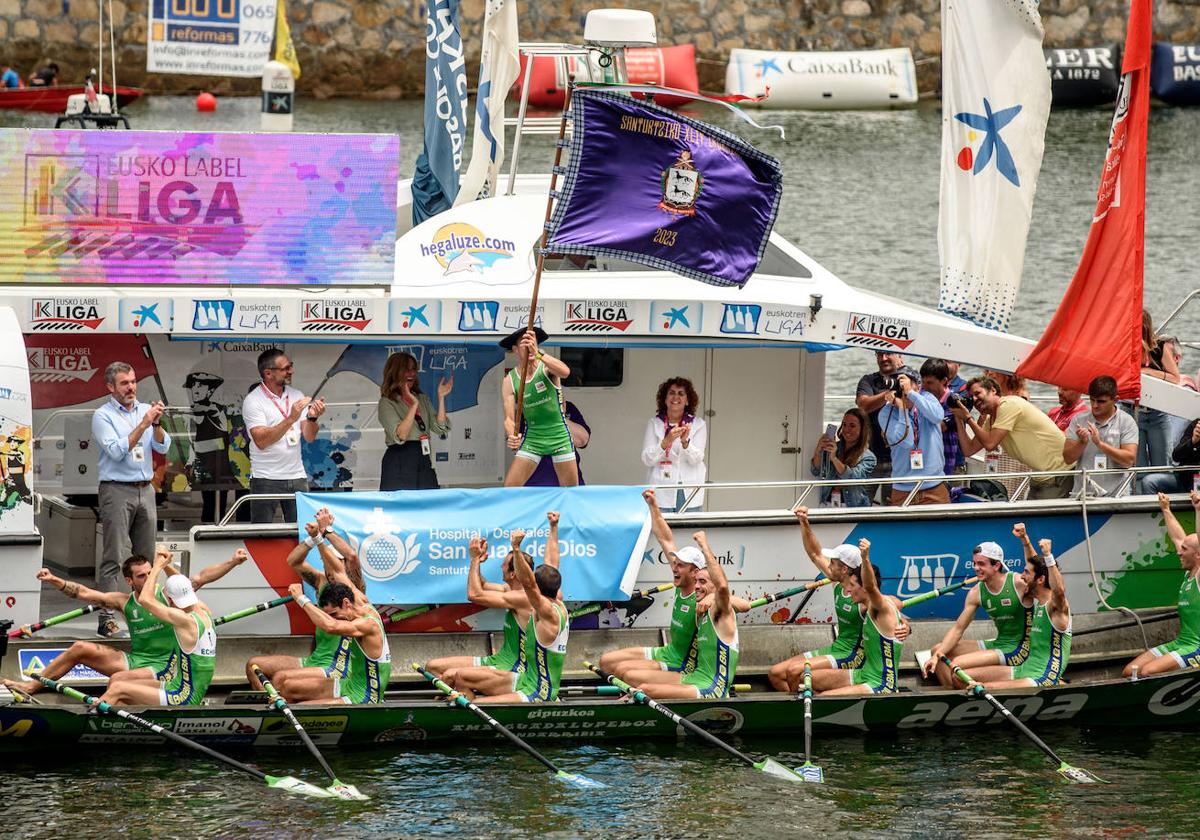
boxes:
[1151,43,1200,106]
[1043,44,1120,108]
[512,44,699,109]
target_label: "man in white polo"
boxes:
[91,361,171,638]
[242,348,325,523]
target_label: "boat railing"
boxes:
[1157,288,1200,348]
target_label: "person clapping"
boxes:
[642,377,707,512]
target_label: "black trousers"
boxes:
[380,442,440,491]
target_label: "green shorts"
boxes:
[643,645,688,673]
[803,641,865,670]
[979,636,1030,666]
[1151,638,1200,669]
[125,650,176,680]
[477,651,520,672]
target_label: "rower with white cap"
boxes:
[768,508,868,692]
[919,523,1038,687]
[598,489,705,683]
[96,547,217,707]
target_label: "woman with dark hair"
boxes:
[641,377,707,511]
[378,352,452,490]
[810,408,876,507]
[1125,310,1180,485]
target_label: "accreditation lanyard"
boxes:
[116,400,147,463]
[901,404,923,470]
[260,383,291,420]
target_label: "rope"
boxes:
[1080,479,1150,649]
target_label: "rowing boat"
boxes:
[3,666,1198,754]
[0,85,143,113]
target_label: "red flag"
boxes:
[1016,0,1150,399]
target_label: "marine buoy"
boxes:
[196,91,217,112]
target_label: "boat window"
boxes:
[756,241,812,278]
[558,348,623,387]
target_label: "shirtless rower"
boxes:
[1123,492,1200,678]
[287,574,392,705]
[474,525,570,704]
[920,526,1036,687]
[3,547,246,697]
[598,489,702,681]
[429,513,562,697]
[244,507,364,698]
[767,508,865,692]
[97,550,218,707]
[812,539,905,695]
[636,531,740,700]
[961,536,1071,689]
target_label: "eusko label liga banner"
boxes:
[296,487,651,604]
[0,130,398,286]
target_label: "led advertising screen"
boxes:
[0,129,398,286]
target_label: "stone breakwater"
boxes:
[1,0,1198,98]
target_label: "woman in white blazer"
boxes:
[641,377,708,511]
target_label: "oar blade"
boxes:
[793,761,824,784]
[1058,763,1107,785]
[327,780,370,800]
[755,757,805,783]
[265,775,335,798]
[555,769,606,789]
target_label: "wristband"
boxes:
[295,594,311,608]
[306,414,318,422]
[1044,553,1057,567]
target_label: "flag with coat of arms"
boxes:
[936,0,1051,331]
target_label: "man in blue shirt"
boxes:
[91,361,171,637]
[1,65,21,89]
[880,372,948,505]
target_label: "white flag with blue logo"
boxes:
[937,0,1051,331]
[456,0,519,204]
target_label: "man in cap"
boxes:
[500,327,578,487]
[97,549,218,707]
[4,547,246,697]
[920,524,1038,687]
[768,508,867,692]
[599,489,703,680]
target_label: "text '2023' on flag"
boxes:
[545,89,783,288]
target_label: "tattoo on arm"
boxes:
[62,581,80,598]
[300,569,320,590]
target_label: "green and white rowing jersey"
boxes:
[513,603,569,701]
[979,573,1033,663]
[481,609,527,673]
[337,609,392,704]
[124,587,177,674]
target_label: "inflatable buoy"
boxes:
[513,44,699,109]
[1044,45,1120,107]
[1151,43,1200,106]
[196,91,217,112]
[725,48,917,109]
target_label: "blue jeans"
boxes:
[1142,471,1195,495]
[1122,403,1172,492]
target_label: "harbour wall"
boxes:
[1,0,1199,98]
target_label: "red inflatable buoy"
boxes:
[513,44,700,109]
[196,91,217,112]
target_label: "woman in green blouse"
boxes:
[378,352,453,490]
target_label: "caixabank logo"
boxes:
[300,300,373,333]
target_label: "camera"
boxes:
[947,392,974,412]
[885,375,907,400]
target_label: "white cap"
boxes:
[673,546,706,569]
[975,541,1004,562]
[822,544,862,569]
[163,574,198,608]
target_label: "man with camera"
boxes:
[879,370,948,505]
[856,352,921,501]
[953,375,1074,499]
[920,358,966,476]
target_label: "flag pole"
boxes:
[513,81,573,434]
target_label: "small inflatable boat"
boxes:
[724,47,918,109]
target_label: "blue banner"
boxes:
[412,0,468,226]
[296,486,651,604]
[324,343,504,412]
[546,89,783,288]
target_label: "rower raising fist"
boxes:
[1012,523,1026,540]
[1038,538,1053,557]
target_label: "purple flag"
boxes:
[545,89,783,288]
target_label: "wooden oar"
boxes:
[34,674,333,798]
[899,576,980,609]
[213,595,294,627]
[251,665,368,801]
[585,661,803,783]
[569,583,675,620]
[941,656,1106,784]
[385,605,432,625]
[795,663,823,782]
[412,663,605,789]
[8,604,100,638]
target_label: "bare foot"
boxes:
[3,678,42,696]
